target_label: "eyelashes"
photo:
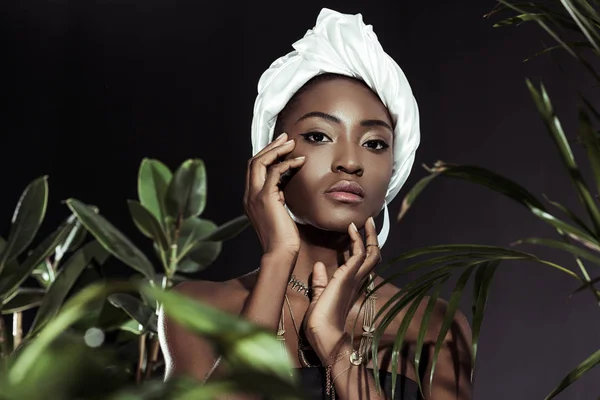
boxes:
[299,132,390,151]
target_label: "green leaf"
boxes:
[1,288,45,314]
[512,237,600,265]
[127,200,170,253]
[66,199,156,281]
[578,109,600,197]
[117,319,143,335]
[413,280,446,397]
[371,276,445,392]
[427,265,476,396]
[197,215,250,242]
[560,0,600,53]
[390,285,430,399]
[176,217,222,273]
[529,206,600,252]
[142,285,295,384]
[0,215,76,300]
[527,80,600,235]
[8,281,139,384]
[108,293,158,333]
[26,241,110,339]
[177,242,222,273]
[165,159,207,219]
[138,158,172,226]
[169,371,303,400]
[53,219,85,266]
[523,41,595,62]
[178,218,218,255]
[0,176,48,277]
[471,260,499,379]
[31,260,53,288]
[397,162,545,222]
[542,193,595,237]
[570,274,600,297]
[545,348,600,399]
[397,174,439,222]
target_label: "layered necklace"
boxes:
[277,273,377,368]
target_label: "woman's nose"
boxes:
[332,142,364,176]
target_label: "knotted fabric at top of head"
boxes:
[251,8,421,247]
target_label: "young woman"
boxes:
[158,9,472,400]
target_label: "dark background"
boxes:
[2,0,599,398]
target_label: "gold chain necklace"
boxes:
[276,274,377,368]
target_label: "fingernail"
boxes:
[350,222,358,232]
[284,139,294,145]
[369,217,376,229]
[294,156,306,160]
[275,132,286,141]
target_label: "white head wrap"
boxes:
[250,8,420,248]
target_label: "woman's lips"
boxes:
[324,191,365,204]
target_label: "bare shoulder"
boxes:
[169,277,251,315]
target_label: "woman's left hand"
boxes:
[302,217,382,361]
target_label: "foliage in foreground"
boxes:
[365,0,600,398]
[2,1,600,399]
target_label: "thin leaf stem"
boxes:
[136,332,147,385]
[12,312,22,349]
[0,316,8,358]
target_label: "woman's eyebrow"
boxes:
[295,111,393,132]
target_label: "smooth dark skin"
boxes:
[158,77,473,400]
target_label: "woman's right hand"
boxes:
[243,132,306,256]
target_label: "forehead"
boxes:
[289,78,392,124]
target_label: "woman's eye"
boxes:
[300,132,330,143]
[363,140,390,151]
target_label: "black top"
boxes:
[295,367,422,399]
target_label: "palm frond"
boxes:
[544,348,600,399]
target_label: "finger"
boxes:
[310,261,328,303]
[263,156,306,195]
[245,133,288,203]
[357,216,381,279]
[344,222,366,276]
[255,132,288,158]
[249,139,296,196]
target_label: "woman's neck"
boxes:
[290,224,353,288]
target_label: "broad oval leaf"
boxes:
[54,219,85,265]
[177,242,222,274]
[0,215,76,299]
[66,199,156,281]
[127,200,169,252]
[138,158,172,226]
[108,293,158,333]
[8,281,139,384]
[1,288,45,314]
[198,215,250,242]
[165,159,207,219]
[26,241,110,339]
[143,285,295,383]
[0,176,48,275]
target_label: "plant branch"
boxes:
[144,334,161,380]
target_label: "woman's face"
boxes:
[280,78,394,231]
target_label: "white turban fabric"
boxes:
[250,8,420,248]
